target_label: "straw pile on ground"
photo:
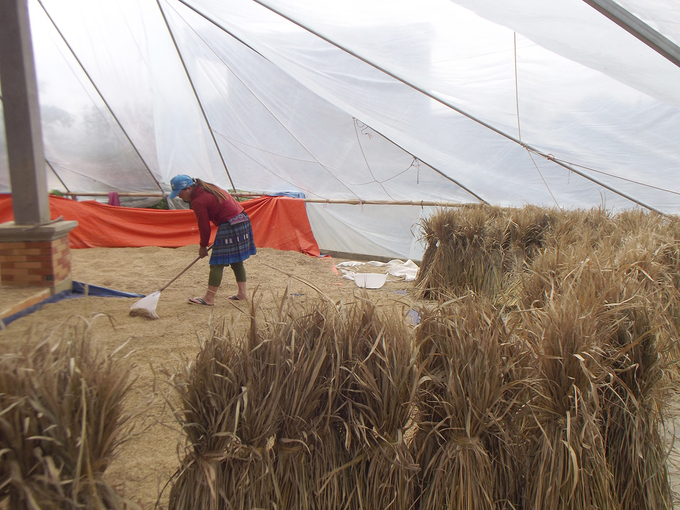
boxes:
[164,206,679,509]
[417,205,556,301]
[0,316,136,509]
[166,292,677,509]
[166,295,419,510]
[415,298,531,509]
[415,205,680,509]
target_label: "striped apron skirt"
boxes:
[209,212,257,266]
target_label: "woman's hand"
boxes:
[199,246,209,258]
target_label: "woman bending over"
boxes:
[168,174,256,304]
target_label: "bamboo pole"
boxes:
[58,192,470,207]
[283,198,469,207]
[61,192,166,198]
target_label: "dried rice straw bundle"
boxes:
[600,300,674,510]
[507,230,622,311]
[315,297,420,510]
[416,206,507,300]
[496,208,624,308]
[168,296,335,510]
[516,279,620,510]
[168,295,421,510]
[417,206,557,303]
[500,207,672,308]
[593,249,676,509]
[607,214,680,372]
[167,331,258,510]
[609,208,670,246]
[415,296,532,509]
[264,299,335,510]
[550,207,616,249]
[0,316,135,509]
[507,221,678,508]
[500,205,557,270]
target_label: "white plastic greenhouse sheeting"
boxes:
[0,0,678,259]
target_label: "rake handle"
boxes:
[159,245,213,292]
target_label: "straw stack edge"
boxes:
[0,315,137,509]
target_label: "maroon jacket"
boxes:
[190,186,244,247]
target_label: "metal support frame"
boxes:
[157,0,238,193]
[37,0,164,193]
[252,0,666,215]
[584,0,680,68]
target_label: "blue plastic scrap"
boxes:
[267,191,306,199]
[71,281,144,298]
[0,282,144,328]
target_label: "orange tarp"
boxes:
[0,194,320,256]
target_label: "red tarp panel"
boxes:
[0,194,320,256]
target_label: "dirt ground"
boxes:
[0,246,423,509]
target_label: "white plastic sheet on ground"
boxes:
[337,259,419,282]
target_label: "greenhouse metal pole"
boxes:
[0,92,73,195]
[176,0,268,61]
[156,0,237,193]
[584,0,680,68]
[175,0,365,200]
[177,0,486,204]
[36,0,164,193]
[355,119,488,204]
[251,0,666,216]
[45,158,70,193]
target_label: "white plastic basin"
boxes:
[354,273,387,289]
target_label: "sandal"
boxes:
[188,297,214,306]
[228,295,242,301]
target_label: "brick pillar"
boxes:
[0,236,71,287]
[0,220,78,294]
